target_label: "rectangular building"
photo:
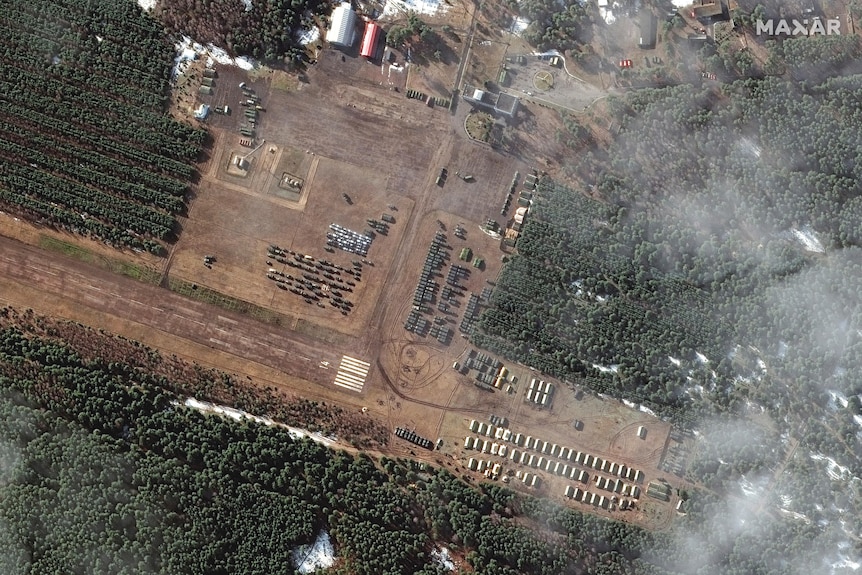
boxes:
[360,22,381,58]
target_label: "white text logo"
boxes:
[755,18,840,36]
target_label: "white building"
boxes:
[325,3,357,47]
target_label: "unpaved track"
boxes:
[0,235,359,401]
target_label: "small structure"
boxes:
[638,9,657,49]
[194,104,210,119]
[360,21,382,58]
[637,426,647,439]
[326,3,358,47]
[463,84,520,117]
[690,0,725,20]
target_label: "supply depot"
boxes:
[756,18,840,36]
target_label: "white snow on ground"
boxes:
[695,351,709,364]
[292,531,336,574]
[297,26,320,45]
[509,17,530,35]
[593,364,620,374]
[622,398,659,417]
[181,398,337,447]
[777,341,788,359]
[778,508,811,523]
[756,358,767,372]
[738,474,767,497]
[599,5,616,25]
[744,400,766,413]
[790,226,826,253]
[621,399,657,417]
[811,453,852,481]
[241,0,253,11]
[668,356,681,367]
[831,554,861,573]
[137,0,156,11]
[827,390,850,412]
[671,0,692,7]
[431,547,457,572]
[383,0,447,17]
[639,405,657,417]
[172,36,256,79]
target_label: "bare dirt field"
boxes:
[0,10,689,527]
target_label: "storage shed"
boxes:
[326,3,357,47]
[360,21,381,58]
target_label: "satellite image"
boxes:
[0,0,860,573]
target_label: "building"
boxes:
[691,0,725,20]
[360,21,381,58]
[193,104,210,119]
[326,3,357,47]
[462,84,520,117]
[639,9,657,49]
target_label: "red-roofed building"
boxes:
[360,22,381,58]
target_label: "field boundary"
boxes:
[39,236,161,284]
[167,276,296,327]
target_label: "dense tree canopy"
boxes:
[154,0,331,64]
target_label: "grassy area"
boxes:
[39,236,162,284]
[270,70,301,92]
[465,111,493,142]
[167,277,296,327]
[294,318,350,346]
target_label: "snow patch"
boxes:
[297,26,320,46]
[598,0,618,25]
[137,0,156,11]
[292,531,336,574]
[695,351,709,364]
[745,400,766,414]
[738,474,766,497]
[181,398,337,447]
[510,17,530,35]
[622,398,657,416]
[790,226,826,253]
[778,508,810,523]
[827,390,850,412]
[830,554,861,573]
[431,547,457,571]
[592,364,620,374]
[777,341,788,359]
[668,356,681,367]
[810,453,852,481]
[172,36,256,79]
[639,405,657,417]
[671,0,692,6]
[383,0,447,17]
[241,0,253,11]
